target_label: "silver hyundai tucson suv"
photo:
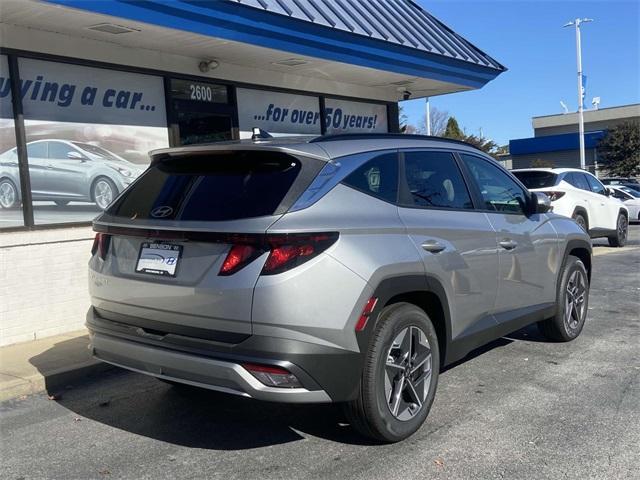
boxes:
[87,134,592,443]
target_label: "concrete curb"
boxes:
[0,361,115,402]
[0,331,116,402]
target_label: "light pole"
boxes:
[564,18,593,171]
[425,97,431,135]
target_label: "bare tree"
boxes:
[428,107,449,136]
[400,105,448,136]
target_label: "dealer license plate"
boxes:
[135,243,182,277]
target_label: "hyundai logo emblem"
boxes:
[150,206,174,218]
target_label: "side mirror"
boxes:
[532,192,551,214]
[606,187,615,196]
[67,151,85,161]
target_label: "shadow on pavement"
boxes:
[28,332,516,449]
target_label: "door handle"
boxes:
[46,164,54,169]
[499,239,518,250]
[421,240,446,253]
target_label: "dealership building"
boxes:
[0,0,504,345]
[509,103,640,172]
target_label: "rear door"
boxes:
[397,149,499,341]
[458,153,559,317]
[89,150,324,337]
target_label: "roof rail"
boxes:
[309,133,481,150]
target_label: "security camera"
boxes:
[402,90,412,101]
[198,59,219,73]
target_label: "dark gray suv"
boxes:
[86,134,592,442]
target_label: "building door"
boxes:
[168,79,235,146]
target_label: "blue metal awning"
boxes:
[44,0,505,91]
[510,131,606,155]
[230,0,505,71]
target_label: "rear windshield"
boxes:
[512,171,558,189]
[107,151,322,221]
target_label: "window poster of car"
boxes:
[237,88,322,138]
[0,58,170,225]
[0,54,22,228]
[324,98,388,134]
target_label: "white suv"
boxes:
[512,168,629,247]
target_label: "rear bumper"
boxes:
[91,332,331,403]
[86,308,362,403]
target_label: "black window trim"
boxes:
[396,147,479,213]
[455,151,534,217]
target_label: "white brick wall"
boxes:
[0,227,94,346]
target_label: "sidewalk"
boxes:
[0,330,112,401]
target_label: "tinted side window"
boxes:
[460,154,527,214]
[27,142,47,158]
[342,153,398,203]
[585,173,606,195]
[402,151,473,209]
[48,142,78,160]
[565,172,590,191]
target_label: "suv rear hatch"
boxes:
[89,148,325,341]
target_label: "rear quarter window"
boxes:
[341,153,399,203]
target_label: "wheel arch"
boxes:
[564,238,592,283]
[619,207,628,220]
[571,206,589,228]
[362,275,451,367]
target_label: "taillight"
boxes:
[219,244,260,276]
[544,191,566,202]
[218,232,338,276]
[262,233,338,275]
[91,232,110,260]
[242,363,302,388]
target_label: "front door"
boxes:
[168,79,234,146]
[45,140,87,198]
[458,153,560,318]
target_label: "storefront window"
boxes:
[18,58,169,225]
[324,98,388,134]
[236,87,321,138]
[0,55,23,228]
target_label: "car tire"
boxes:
[607,213,628,247]
[91,177,118,210]
[572,212,588,232]
[538,255,589,342]
[344,302,439,443]
[54,200,69,207]
[0,178,19,209]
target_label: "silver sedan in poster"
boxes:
[0,139,145,210]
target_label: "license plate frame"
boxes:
[135,242,183,277]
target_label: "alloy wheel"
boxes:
[94,180,114,209]
[564,269,587,330]
[617,215,628,243]
[0,181,17,208]
[384,326,432,421]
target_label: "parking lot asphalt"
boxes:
[1,227,639,480]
